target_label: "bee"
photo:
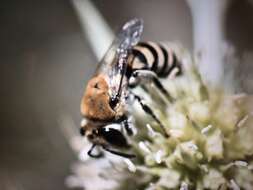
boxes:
[80,18,182,158]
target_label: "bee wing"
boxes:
[96,18,144,98]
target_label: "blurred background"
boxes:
[1,0,253,189]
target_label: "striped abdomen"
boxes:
[127,41,182,78]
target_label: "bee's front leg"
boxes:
[87,144,104,158]
[102,146,136,159]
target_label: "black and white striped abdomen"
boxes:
[129,41,182,78]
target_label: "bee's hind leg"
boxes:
[87,144,104,158]
[129,69,174,102]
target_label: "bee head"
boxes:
[81,74,116,121]
[80,120,103,143]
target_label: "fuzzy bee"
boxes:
[80,18,182,158]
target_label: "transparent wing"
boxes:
[95,18,144,98]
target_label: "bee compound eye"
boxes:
[99,127,128,148]
[80,127,86,136]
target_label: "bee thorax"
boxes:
[81,75,116,121]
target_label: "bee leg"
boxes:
[123,119,133,136]
[102,146,136,159]
[131,92,170,137]
[119,115,133,136]
[87,144,104,158]
[115,115,134,136]
[130,69,174,102]
[152,76,174,102]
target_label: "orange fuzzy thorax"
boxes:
[81,74,116,121]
